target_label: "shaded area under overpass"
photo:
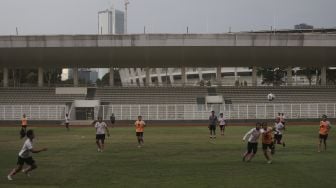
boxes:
[0,33,336,68]
[0,46,335,68]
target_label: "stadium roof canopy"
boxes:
[0,33,336,68]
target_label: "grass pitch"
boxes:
[0,125,335,188]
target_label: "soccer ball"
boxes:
[267,93,275,101]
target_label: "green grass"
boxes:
[0,125,335,188]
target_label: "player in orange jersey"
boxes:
[318,114,331,152]
[261,122,275,164]
[135,115,146,148]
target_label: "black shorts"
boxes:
[65,123,69,126]
[219,125,225,130]
[262,143,274,150]
[274,134,282,144]
[319,134,328,140]
[17,156,35,166]
[96,134,105,143]
[247,142,258,154]
[209,125,216,131]
[136,132,144,137]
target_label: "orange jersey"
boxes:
[319,121,330,135]
[135,120,145,132]
[262,127,273,144]
[21,118,27,127]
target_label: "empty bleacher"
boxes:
[1,86,336,105]
[0,87,86,104]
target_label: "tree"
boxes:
[44,68,62,86]
[298,67,318,86]
[327,68,336,85]
[257,67,286,86]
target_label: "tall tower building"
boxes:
[98,7,125,35]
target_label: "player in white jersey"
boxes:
[65,113,70,131]
[7,129,47,181]
[274,117,286,147]
[242,122,265,162]
[94,117,110,152]
[218,113,227,136]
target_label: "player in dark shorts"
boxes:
[318,114,331,152]
[242,122,264,162]
[208,111,218,139]
[7,129,47,181]
[94,117,110,152]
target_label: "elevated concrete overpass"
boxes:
[0,33,336,86]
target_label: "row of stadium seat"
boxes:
[1,86,336,105]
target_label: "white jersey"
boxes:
[95,121,107,135]
[65,116,70,123]
[218,117,226,126]
[274,122,285,135]
[18,139,33,158]
[243,128,265,143]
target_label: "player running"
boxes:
[318,114,331,152]
[242,122,265,162]
[218,113,227,136]
[7,129,47,181]
[208,111,218,139]
[261,122,275,164]
[274,117,286,147]
[94,117,110,152]
[135,115,146,148]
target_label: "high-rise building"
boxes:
[98,8,125,34]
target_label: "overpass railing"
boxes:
[99,103,336,121]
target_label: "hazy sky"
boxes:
[0,0,335,35]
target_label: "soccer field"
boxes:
[0,125,335,188]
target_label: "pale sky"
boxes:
[0,0,335,35]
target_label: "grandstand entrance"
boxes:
[75,107,94,120]
[205,95,224,114]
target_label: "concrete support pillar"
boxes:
[168,68,174,84]
[73,67,78,87]
[3,67,8,87]
[38,67,44,87]
[286,67,292,86]
[216,66,221,81]
[252,66,257,86]
[181,67,186,86]
[321,66,327,85]
[145,67,151,86]
[129,68,135,86]
[136,68,144,86]
[234,67,238,81]
[109,67,114,87]
[198,68,203,81]
[156,68,162,85]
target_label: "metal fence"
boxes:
[99,103,336,121]
[0,103,334,121]
[0,105,66,120]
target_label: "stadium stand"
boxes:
[0,87,86,104]
[1,86,336,106]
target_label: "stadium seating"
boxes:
[1,86,336,106]
[0,87,86,104]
